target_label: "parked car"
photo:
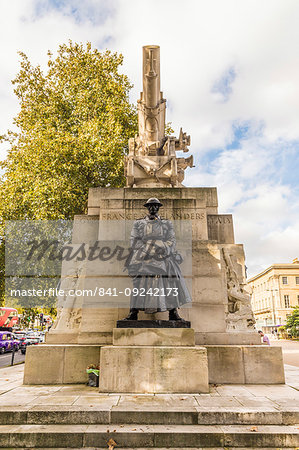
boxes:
[20,337,40,355]
[15,334,27,349]
[13,331,27,339]
[0,331,20,354]
[26,331,39,338]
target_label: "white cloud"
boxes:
[0,0,298,277]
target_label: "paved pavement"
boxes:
[0,363,298,449]
[0,363,298,410]
[270,338,299,367]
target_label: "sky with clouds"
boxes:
[0,0,298,277]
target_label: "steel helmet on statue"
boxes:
[143,198,163,207]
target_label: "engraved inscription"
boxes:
[101,211,205,220]
[207,215,232,225]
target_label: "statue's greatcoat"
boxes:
[126,215,191,313]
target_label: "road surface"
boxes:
[0,351,25,368]
[270,338,299,367]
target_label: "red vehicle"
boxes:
[0,308,19,328]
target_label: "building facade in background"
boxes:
[248,259,299,333]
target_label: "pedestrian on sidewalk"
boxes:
[258,330,270,345]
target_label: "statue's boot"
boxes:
[169,308,183,321]
[124,308,139,320]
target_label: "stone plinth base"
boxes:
[45,331,80,344]
[23,344,100,385]
[99,327,208,393]
[113,328,194,346]
[23,342,285,386]
[196,332,261,345]
[205,345,285,384]
[99,345,209,393]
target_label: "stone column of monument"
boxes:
[24,45,285,386]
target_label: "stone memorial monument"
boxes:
[24,45,285,389]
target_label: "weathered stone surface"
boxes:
[243,346,285,384]
[113,327,195,346]
[191,242,222,277]
[189,304,226,333]
[7,424,86,448]
[78,308,118,345]
[23,344,284,386]
[87,187,218,215]
[205,345,245,384]
[1,423,299,449]
[196,410,283,425]
[72,215,99,244]
[195,331,261,345]
[192,276,226,305]
[0,409,28,425]
[207,214,235,244]
[23,345,100,385]
[64,345,100,384]
[24,345,64,385]
[46,330,79,344]
[99,345,209,393]
[27,406,110,425]
[205,345,286,385]
[111,409,199,425]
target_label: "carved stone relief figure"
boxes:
[52,262,84,331]
[222,248,256,331]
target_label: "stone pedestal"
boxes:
[23,341,284,386]
[99,328,209,393]
[23,344,100,385]
[206,345,285,384]
[113,327,194,346]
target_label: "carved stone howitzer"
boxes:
[125,45,194,187]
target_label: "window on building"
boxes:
[297,294,299,305]
[282,277,288,284]
[296,277,299,285]
[284,295,290,308]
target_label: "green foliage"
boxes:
[0,41,137,221]
[0,243,4,307]
[285,306,299,338]
[0,41,138,306]
[18,308,40,328]
[17,307,56,329]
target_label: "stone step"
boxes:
[1,448,298,450]
[0,424,298,448]
[0,407,298,426]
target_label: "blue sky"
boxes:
[0,0,298,277]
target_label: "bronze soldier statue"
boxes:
[124,198,191,321]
